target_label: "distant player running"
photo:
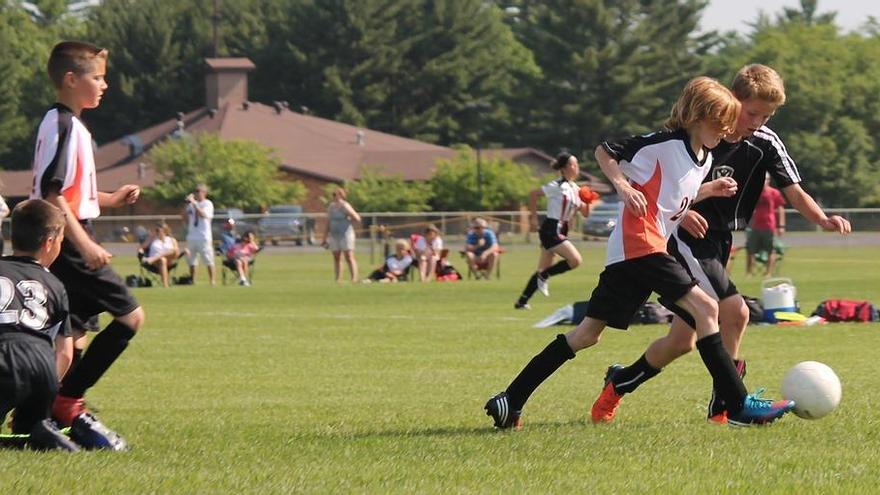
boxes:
[30,41,142,449]
[589,64,851,425]
[485,77,795,430]
[515,152,595,309]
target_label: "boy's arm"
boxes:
[695,177,737,203]
[594,145,647,217]
[781,184,851,234]
[54,335,73,380]
[98,185,140,208]
[44,191,112,269]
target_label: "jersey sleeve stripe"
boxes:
[754,127,801,183]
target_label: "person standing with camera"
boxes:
[183,183,215,285]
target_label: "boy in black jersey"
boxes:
[0,200,78,450]
[31,41,142,446]
[590,64,851,425]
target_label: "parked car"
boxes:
[258,204,313,246]
[583,198,623,237]
[212,208,258,241]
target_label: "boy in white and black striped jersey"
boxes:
[515,152,592,309]
[590,64,851,425]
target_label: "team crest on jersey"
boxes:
[713,165,734,179]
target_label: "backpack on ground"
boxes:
[811,299,879,322]
[743,295,764,324]
[632,301,674,324]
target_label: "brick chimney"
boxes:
[204,58,255,110]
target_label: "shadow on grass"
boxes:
[318,419,590,440]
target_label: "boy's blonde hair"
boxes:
[730,64,786,106]
[394,239,410,251]
[48,41,108,89]
[666,76,741,135]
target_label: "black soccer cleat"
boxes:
[70,412,129,451]
[514,302,531,310]
[484,392,522,430]
[28,419,80,452]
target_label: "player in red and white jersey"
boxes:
[514,152,593,309]
[28,41,142,450]
[485,77,795,430]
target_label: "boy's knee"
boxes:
[567,255,582,269]
[116,306,145,332]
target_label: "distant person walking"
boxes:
[322,187,361,282]
[183,183,215,285]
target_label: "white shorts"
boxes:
[187,238,215,267]
[328,229,356,252]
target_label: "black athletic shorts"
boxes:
[585,253,697,330]
[539,219,569,250]
[670,228,738,301]
[50,229,139,330]
[0,332,57,433]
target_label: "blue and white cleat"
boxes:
[727,388,795,427]
[70,412,129,451]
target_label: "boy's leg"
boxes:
[486,318,604,429]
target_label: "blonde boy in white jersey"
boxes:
[30,41,142,449]
[485,77,794,430]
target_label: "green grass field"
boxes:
[2,242,879,493]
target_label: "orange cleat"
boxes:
[590,365,624,423]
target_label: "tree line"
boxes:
[2,0,879,207]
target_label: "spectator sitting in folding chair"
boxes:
[363,239,413,283]
[463,217,500,279]
[412,224,444,282]
[224,230,259,286]
[217,218,237,257]
[138,221,184,287]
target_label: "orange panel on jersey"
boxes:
[621,160,666,259]
[63,155,84,220]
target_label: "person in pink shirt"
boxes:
[746,174,786,276]
[226,231,259,286]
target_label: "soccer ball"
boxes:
[780,361,841,420]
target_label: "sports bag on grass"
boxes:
[811,299,879,322]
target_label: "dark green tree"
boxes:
[498,0,712,160]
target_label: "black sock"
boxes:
[612,354,661,394]
[518,273,540,304]
[59,321,136,398]
[709,358,747,416]
[68,347,84,372]
[505,334,575,411]
[539,259,573,279]
[696,333,747,414]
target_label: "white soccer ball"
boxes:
[780,361,841,420]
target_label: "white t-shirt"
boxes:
[385,254,413,273]
[414,236,443,257]
[148,236,176,258]
[185,199,214,241]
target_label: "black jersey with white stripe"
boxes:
[693,126,800,231]
[0,256,71,343]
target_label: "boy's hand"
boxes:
[110,185,140,207]
[81,240,113,270]
[679,210,708,239]
[705,177,737,198]
[818,215,851,234]
[617,184,647,217]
